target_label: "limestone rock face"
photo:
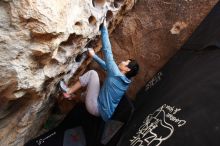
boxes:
[0,0,218,145]
[0,0,134,145]
[109,0,218,97]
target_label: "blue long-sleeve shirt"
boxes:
[93,25,131,121]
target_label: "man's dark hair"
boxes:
[125,59,139,79]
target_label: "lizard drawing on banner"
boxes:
[130,104,187,146]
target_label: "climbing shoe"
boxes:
[59,80,69,93]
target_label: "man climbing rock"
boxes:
[59,19,139,121]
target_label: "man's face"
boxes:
[118,60,131,72]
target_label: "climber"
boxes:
[59,19,139,121]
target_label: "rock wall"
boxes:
[0,0,135,145]
[90,0,218,98]
[0,0,218,145]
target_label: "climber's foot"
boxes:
[59,80,68,93]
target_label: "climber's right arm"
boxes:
[89,48,107,71]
